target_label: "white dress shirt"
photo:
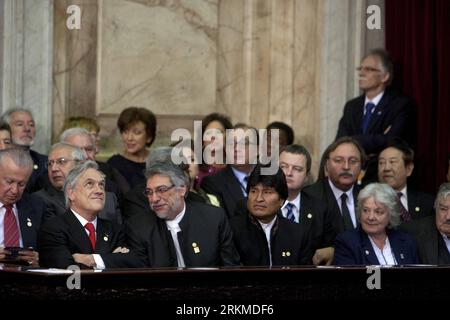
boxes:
[368,236,397,265]
[281,193,301,223]
[0,202,23,247]
[231,167,249,196]
[166,204,187,268]
[71,209,105,270]
[328,179,357,228]
[258,216,277,267]
[397,186,409,211]
[364,91,384,113]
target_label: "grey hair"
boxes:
[0,108,34,125]
[356,183,401,229]
[435,183,450,209]
[49,143,87,163]
[363,48,394,85]
[0,147,33,171]
[60,127,94,144]
[63,160,104,208]
[145,161,189,189]
[145,146,173,169]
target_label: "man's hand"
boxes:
[112,247,130,253]
[312,247,335,266]
[72,253,96,268]
[18,249,39,266]
[0,247,8,260]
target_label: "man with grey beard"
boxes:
[304,137,366,236]
[125,161,240,268]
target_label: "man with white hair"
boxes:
[0,108,48,192]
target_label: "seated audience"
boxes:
[334,183,418,265]
[0,121,12,150]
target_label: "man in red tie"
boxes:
[0,148,45,265]
[38,161,144,269]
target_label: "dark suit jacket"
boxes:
[15,193,47,249]
[230,213,310,266]
[34,184,122,224]
[407,189,435,220]
[26,149,48,193]
[336,89,415,155]
[334,226,419,265]
[400,215,450,265]
[201,166,246,219]
[38,210,144,269]
[303,179,360,235]
[125,201,240,267]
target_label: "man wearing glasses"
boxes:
[304,137,366,261]
[126,161,240,268]
[34,143,122,224]
[336,48,415,184]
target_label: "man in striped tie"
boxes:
[0,147,45,265]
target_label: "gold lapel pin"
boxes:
[192,242,200,253]
[282,251,291,257]
[415,207,420,212]
[27,218,32,227]
[365,250,370,255]
[103,235,109,241]
[307,213,312,219]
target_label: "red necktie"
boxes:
[84,222,96,250]
[3,204,20,247]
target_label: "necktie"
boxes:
[84,222,96,250]
[285,203,296,222]
[3,205,20,247]
[397,192,411,222]
[340,193,354,230]
[362,102,376,133]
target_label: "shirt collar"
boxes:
[282,192,301,210]
[364,91,384,107]
[328,178,354,200]
[231,166,249,185]
[71,209,97,229]
[166,203,186,229]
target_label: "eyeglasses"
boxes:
[47,158,78,168]
[329,157,361,167]
[356,66,381,73]
[143,184,176,197]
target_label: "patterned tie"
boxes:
[397,192,411,222]
[340,193,355,230]
[286,203,296,222]
[362,102,376,133]
[3,204,20,247]
[84,222,96,250]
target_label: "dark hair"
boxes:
[246,163,288,201]
[266,121,295,145]
[0,121,11,134]
[383,138,414,166]
[317,136,367,181]
[281,144,312,174]
[117,107,157,147]
[364,48,394,86]
[201,113,233,134]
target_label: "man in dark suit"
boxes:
[126,161,240,267]
[401,183,450,264]
[378,139,434,222]
[230,164,310,266]
[0,148,45,265]
[0,108,48,193]
[38,161,143,269]
[35,142,122,224]
[304,138,366,266]
[336,48,415,184]
[279,145,336,265]
[201,124,257,218]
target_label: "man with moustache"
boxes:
[126,161,240,267]
[0,148,46,266]
[38,161,143,269]
[336,49,415,184]
[401,183,450,264]
[1,108,48,192]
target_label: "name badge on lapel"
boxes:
[192,242,200,254]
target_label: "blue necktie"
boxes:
[362,102,376,133]
[286,203,295,222]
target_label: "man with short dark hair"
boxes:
[336,48,415,184]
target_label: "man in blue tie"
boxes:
[336,48,415,184]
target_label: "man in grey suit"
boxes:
[34,143,122,224]
[126,161,240,267]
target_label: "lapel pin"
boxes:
[365,250,370,255]
[400,253,404,259]
[415,207,420,212]
[33,164,38,170]
[286,251,291,257]
[27,218,32,227]
[192,242,197,247]
[103,234,109,242]
[192,242,200,253]
[377,111,382,115]
[307,213,312,219]
[282,252,286,257]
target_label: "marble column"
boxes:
[0,0,53,154]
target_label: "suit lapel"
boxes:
[388,231,409,264]
[353,95,365,134]
[360,230,380,264]
[366,91,391,133]
[95,219,111,253]
[298,194,313,232]
[64,211,94,253]
[224,166,246,201]
[17,199,35,248]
